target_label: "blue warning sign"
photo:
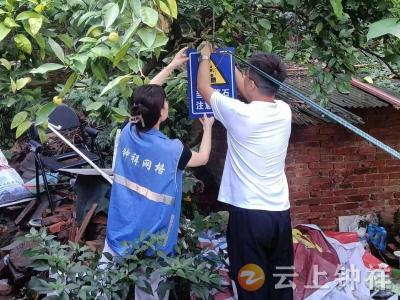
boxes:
[187,48,236,119]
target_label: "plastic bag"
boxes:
[0,150,33,205]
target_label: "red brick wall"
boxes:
[206,107,400,230]
[287,107,400,230]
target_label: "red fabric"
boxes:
[324,231,391,274]
[324,231,359,244]
[362,251,392,274]
[294,225,340,300]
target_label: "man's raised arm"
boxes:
[197,42,215,105]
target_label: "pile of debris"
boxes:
[39,203,105,245]
[0,240,36,296]
[0,201,107,297]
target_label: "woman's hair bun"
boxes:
[131,103,149,116]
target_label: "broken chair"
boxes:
[28,104,104,212]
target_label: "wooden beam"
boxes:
[75,203,98,243]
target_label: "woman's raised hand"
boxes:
[168,47,189,69]
[199,114,215,131]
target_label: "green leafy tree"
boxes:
[176,0,399,105]
[1,0,399,144]
[1,0,176,139]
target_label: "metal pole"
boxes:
[221,50,400,160]
[48,123,113,184]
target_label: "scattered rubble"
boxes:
[0,196,107,297]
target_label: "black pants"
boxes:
[227,205,294,300]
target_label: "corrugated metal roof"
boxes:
[277,75,388,125]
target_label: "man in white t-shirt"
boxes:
[197,42,293,300]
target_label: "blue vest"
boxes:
[106,124,184,256]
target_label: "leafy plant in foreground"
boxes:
[24,211,228,299]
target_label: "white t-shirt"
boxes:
[210,91,292,211]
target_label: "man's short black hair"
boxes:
[248,52,287,96]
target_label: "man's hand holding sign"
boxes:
[187,43,237,118]
[197,41,214,104]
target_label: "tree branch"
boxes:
[358,46,400,78]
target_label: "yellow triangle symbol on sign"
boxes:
[209,59,227,85]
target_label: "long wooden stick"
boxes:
[75,203,98,243]
[48,123,113,184]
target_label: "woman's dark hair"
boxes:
[248,52,287,96]
[130,84,166,133]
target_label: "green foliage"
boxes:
[24,211,228,299]
[360,64,400,96]
[181,211,229,241]
[0,0,175,140]
[1,0,399,146]
[368,18,400,40]
[177,0,399,104]
[56,78,129,151]
[329,0,347,21]
[366,0,400,81]
[163,72,192,141]
[0,107,15,148]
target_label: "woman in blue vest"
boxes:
[101,48,214,299]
